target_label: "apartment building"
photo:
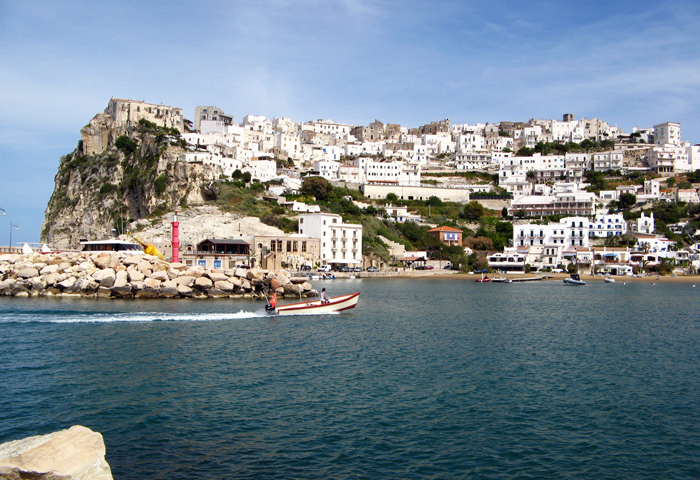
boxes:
[297,213,363,268]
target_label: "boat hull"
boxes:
[563,279,586,286]
[271,292,360,316]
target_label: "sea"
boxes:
[1,278,699,479]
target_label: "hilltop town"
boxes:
[40,98,700,277]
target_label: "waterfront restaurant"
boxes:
[182,238,251,269]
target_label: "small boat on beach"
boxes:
[491,277,512,283]
[604,277,616,283]
[266,292,360,316]
[563,273,586,286]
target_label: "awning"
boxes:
[327,259,361,264]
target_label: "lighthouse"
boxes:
[171,211,180,263]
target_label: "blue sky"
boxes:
[2,0,700,245]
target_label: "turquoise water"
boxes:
[1,279,699,479]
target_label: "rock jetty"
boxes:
[0,252,316,299]
[0,425,113,480]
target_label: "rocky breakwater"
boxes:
[0,252,316,300]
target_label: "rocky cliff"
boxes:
[41,117,222,250]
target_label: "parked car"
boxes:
[425,265,434,270]
[415,265,426,270]
[340,266,351,272]
[318,264,332,272]
[300,265,312,271]
[366,266,379,272]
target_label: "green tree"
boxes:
[618,193,637,210]
[426,196,443,207]
[386,192,399,203]
[462,201,485,221]
[300,176,334,201]
[115,135,137,155]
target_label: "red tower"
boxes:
[171,211,180,263]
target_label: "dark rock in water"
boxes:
[135,287,159,298]
[159,286,179,298]
[110,285,133,298]
[206,288,229,298]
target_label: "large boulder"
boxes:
[159,286,179,298]
[73,276,99,294]
[206,272,229,283]
[176,284,194,297]
[194,277,213,290]
[39,264,59,275]
[0,425,113,480]
[135,287,159,298]
[92,269,116,288]
[173,276,195,287]
[110,285,133,298]
[149,270,169,282]
[57,277,77,291]
[126,266,145,283]
[214,280,235,293]
[16,268,39,279]
[113,270,129,288]
[91,253,112,270]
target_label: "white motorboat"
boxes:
[563,273,586,286]
[267,292,360,316]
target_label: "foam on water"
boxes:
[0,310,269,324]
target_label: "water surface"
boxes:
[1,279,699,479]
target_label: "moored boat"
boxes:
[474,274,491,283]
[563,273,586,286]
[267,292,360,316]
[604,277,616,283]
[491,277,512,283]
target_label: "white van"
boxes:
[318,264,332,272]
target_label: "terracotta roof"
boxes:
[428,226,462,233]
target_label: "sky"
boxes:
[2,0,700,246]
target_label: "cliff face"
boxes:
[41,118,221,249]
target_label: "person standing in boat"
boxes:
[320,288,330,304]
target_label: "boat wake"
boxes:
[0,311,270,324]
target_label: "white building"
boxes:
[592,151,623,171]
[508,188,596,217]
[654,122,682,146]
[454,151,494,170]
[513,217,589,249]
[589,213,627,238]
[488,248,526,272]
[194,106,232,132]
[633,212,655,235]
[636,234,675,253]
[245,158,277,182]
[297,213,363,267]
[313,160,341,181]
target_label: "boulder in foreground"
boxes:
[0,425,112,480]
